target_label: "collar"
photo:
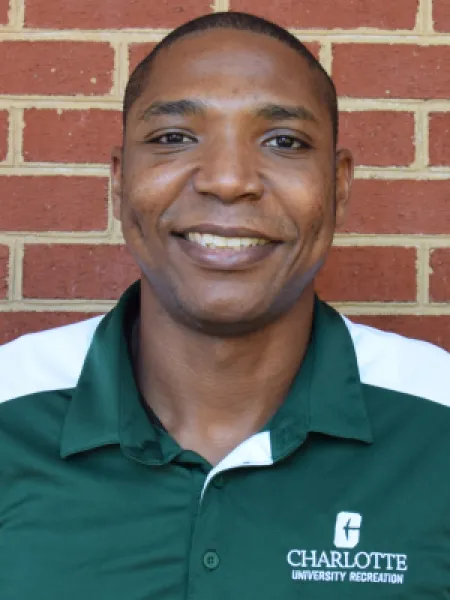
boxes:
[60,282,373,463]
[60,281,180,463]
[268,297,373,461]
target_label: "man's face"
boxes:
[112,29,353,334]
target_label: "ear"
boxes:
[111,146,123,221]
[335,148,354,228]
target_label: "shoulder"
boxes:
[0,316,104,404]
[343,316,450,407]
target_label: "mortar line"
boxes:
[4,109,14,165]
[3,300,450,316]
[9,107,24,165]
[414,108,429,169]
[339,99,450,111]
[106,174,116,236]
[111,223,125,243]
[334,234,450,246]
[333,304,450,316]
[319,41,332,74]
[115,39,128,99]
[420,242,431,305]
[415,242,426,306]
[5,241,14,302]
[0,300,115,312]
[0,98,123,109]
[416,0,425,33]
[0,233,448,246]
[109,40,121,99]
[419,0,434,33]
[2,29,450,42]
[354,167,450,180]
[0,232,120,244]
[4,97,450,111]
[0,165,110,176]
[2,163,450,179]
[12,239,23,301]
[3,164,450,179]
[7,0,24,29]
[213,0,229,11]
[4,98,450,113]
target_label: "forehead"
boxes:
[133,29,329,122]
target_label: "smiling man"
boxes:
[1,11,450,600]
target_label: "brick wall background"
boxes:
[1,0,450,349]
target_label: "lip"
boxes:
[172,223,281,242]
[171,233,282,271]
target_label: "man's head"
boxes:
[112,12,353,336]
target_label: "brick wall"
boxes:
[1,0,450,350]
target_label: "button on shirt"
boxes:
[0,281,449,599]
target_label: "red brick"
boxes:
[0,42,113,96]
[0,111,8,162]
[429,113,450,166]
[333,44,450,99]
[26,0,211,29]
[23,109,122,164]
[429,249,450,303]
[0,245,9,300]
[316,246,417,302]
[339,111,414,167]
[230,0,418,29]
[0,312,101,345]
[0,0,9,24]
[433,0,450,32]
[351,315,450,352]
[0,176,108,231]
[341,180,450,235]
[23,245,139,300]
[129,43,157,75]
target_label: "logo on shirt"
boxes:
[287,511,408,585]
[334,512,362,549]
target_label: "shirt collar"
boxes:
[268,297,373,461]
[60,283,373,462]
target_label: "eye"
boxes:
[147,132,196,145]
[264,135,310,150]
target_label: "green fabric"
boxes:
[0,282,449,599]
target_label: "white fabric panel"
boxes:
[0,316,103,403]
[343,316,450,408]
[1,310,449,412]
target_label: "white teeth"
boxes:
[186,232,269,249]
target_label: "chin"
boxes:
[187,315,275,338]
[173,299,282,338]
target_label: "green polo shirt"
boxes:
[1,281,449,599]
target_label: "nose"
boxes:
[193,133,264,203]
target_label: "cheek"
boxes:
[122,152,187,233]
[282,171,335,242]
[308,182,335,241]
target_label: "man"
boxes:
[0,11,449,599]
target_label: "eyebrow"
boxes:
[140,99,207,120]
[140,99,319,124]
[254,104,319,124]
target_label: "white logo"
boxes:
[334,511,362,549]
[287,511,408,585]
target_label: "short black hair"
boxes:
[123,11,338,144]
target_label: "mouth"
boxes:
[179,232,272,250]
[171,228,282,270]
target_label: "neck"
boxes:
[135,281,315,465]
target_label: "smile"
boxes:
[172,229,281,271]
[186,232,270,250]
